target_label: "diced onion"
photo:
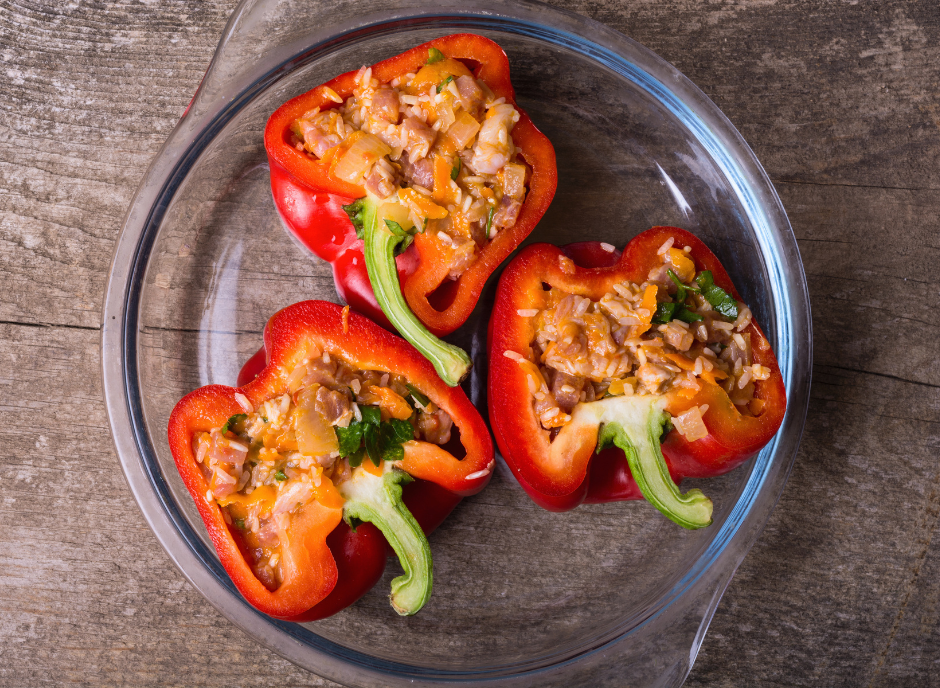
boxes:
[501,162,527,200]
[294,388,339,455]
[333,133,391,184]
[672,406,709,442]
[446,111,481,150]
[436,101,456,135]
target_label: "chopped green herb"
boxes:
[274,470,287,482]
[652,302,677,325]
[261,416,268,423]
[387,418,415,444]
[335,423,365,457]
[360,405,381,426]
[652,298,704,325]
[427,47,445,64]
[405,383,430,408]
[666,269,688,303]
[342,198,367,238]
[348,446,366,468]
[667,268,737,321]
[422,217,429,232]
[221,413,247,434]
[485,206,495,237]
[234,518,245,530]
[450,158,461,181]
[675,307,704,323]
[694,271,739,319]
[334,408,415,468]
[437,75,454,93]
[363,424,382,466]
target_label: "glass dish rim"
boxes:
[100,0,812,684]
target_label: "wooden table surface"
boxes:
[2,1,939,685]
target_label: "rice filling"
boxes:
[192,350,453,590]
[517,240,770,436]
[291,56,529,280]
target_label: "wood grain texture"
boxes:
[1,0,939,686]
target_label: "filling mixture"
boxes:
[292,50,529,280]
[508,237,772,442]
[193,347,453,591]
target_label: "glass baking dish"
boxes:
[101,0,812,685]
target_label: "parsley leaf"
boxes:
[221,413,247,434]
[360,405,381,426]
[342,198,367,238]
[406,383,430,408]
[335,423,364,457]
[666,268,736,321]
[695,271,739,319]
[652,299,704,325]
[652,302,677,325]
[387,418,416,444]
[364,423,382,466]
[347,446,366,469]
[274,470,287,482]
[437,75,454,93]
[666,269,689,303]
[675,307,704,323]
[427,47,445,64]
[450,158,461,181]
[234,518,245,530]
[485,206,495,238]
[333,407,414,468]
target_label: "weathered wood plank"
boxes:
[686,181,940,686]
[0,322,337,686]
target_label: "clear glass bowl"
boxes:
[101,1,811,685]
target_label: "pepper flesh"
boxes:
[264,33,557,338]
[487,227,787,514]
[168,300,493,619]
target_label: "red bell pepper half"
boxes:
[264,33,557,386]
[168,301,493,619]
[488,227,786,525]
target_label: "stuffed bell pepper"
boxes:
[488,227,786,527]
[168,301,494,619]
[264,34,557,386]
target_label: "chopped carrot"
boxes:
[369,385,414,421]
[664,352,696,371]
[517,359,547,392]
[432,156,456,205]
[341,305,350,334]
[699,369,729,386]
[218,485,277,514]
[607,378,627,396]
[667,247,696,282]
[399,187,448,219]
[634,285,658,336]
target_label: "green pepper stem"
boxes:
[360,196,471,386]
[338,463,433,615]
[586,396,713,529]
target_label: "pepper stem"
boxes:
[588,395,713,529]
[358,195,471,386]
[338,463,433,615]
